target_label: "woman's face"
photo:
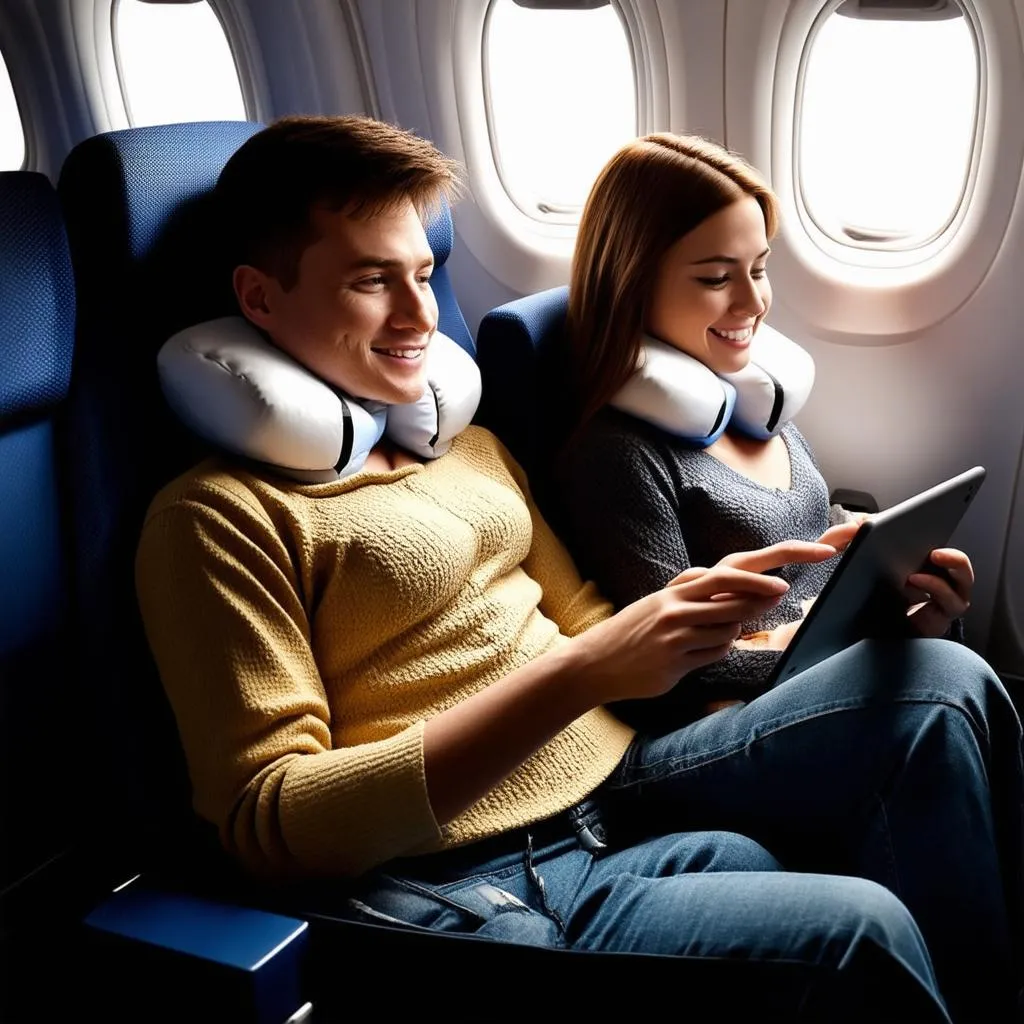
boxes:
[645,196,771,375]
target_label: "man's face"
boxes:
[236,199,438,403]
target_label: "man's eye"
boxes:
[356,275,386,288]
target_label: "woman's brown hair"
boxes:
[566,134,779,437]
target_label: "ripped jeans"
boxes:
[350,640,1024,1023]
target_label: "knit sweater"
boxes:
[558,409,853,714]
[136,426,634,879]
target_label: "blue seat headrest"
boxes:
[58,120,472,355]
[0,172,75,422]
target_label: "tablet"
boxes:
[768,465,986,688]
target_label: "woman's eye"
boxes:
[697,275,729,288]
[752,266,768,279]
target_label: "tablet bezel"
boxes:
[769,465,986,689]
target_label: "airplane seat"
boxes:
[474,284,574,535]
[56,121,266,860]
[422,194,474,355]
[56,121,474,871]
[53,119,672,1023]
[0,170,81,1021]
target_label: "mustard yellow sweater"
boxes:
[136,426,635,879]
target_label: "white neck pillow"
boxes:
[157,316,482,482]
[610,323,814,445]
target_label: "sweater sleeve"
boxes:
[559,427,783,708]
[829,503,860,527]
[135,484,442,880]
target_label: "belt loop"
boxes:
[567,800,608,854]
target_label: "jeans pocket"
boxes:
[348,874,563,948]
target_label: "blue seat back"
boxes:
[423,200,473,354]
[0,171,76,892]
[57,122,267,851]
[475,285,572,530]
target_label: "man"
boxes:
[136,115,1019,1021]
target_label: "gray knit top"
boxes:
[557,407,853,721]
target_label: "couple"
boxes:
[136,115,1023,1022]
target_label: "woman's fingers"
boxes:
[927,548,975,594]
[905,572,969,618]
[906,548,974,617]
[903,549,975,638]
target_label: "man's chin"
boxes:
[383,379,428,405]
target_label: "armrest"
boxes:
[83,877,310,1024]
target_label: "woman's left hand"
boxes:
[905,547,974,638]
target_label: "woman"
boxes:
[557,132,1023,1021]
[562,134,973,714]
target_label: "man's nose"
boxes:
[392,282,437,332]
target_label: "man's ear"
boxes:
[233,264,275,330]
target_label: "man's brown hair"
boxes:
[216,115,463,289]
[566,133,779,437]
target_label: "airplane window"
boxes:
[797,1,977,251]
[484,0,637,221]
[114,0,247,127]
[0,48,24,170]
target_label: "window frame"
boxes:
[792,0,983,265]
[111,0,250,128]
[480,0,639,225]
[724,0,1023,340]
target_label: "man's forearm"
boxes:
[422,643,599,825]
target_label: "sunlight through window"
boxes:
[485,0,637,220]
[114,0,246,127]
[798,3,977,249]
[0,49,24,170]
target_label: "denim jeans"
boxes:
[352,639,1023,1023]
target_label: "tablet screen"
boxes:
[769,465,986,689]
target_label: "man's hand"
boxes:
[816,512,872,555]
[573,540,838,704]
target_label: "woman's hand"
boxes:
[820,514,973,637]
[905,548,974,638]
[573,540,837,704]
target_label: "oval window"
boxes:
[484,0,637,221]
[114,0,247,128]
[797,0,978,250]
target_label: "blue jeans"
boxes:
[352,640,1023,1022]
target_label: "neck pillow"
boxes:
[610,323,814,446]
[157,316,482,483]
